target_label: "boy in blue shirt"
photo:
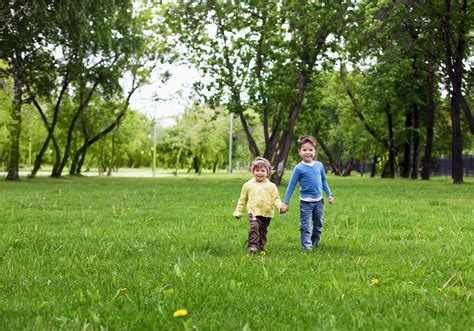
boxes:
[280,135,334,250]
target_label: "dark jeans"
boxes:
[248,214,271,250]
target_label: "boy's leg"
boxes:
[248,214,260,252]
[311,200,324,246]
[299,201,313,250]
[257,216,271,249]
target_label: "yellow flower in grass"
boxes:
[260,251,266,257]
[370,278,380,286]
[173,309,188,318]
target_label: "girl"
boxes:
[233,157,283,254]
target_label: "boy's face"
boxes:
[253,167,268,182]
[298,142,316,163]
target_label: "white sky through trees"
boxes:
[130,64,200,127]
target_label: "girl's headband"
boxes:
[251,160,267,172]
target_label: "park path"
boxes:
[0,169,172,178]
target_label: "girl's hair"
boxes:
[251,157,272,176]
[298,135,317,149]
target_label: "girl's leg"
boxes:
[247,214,260,252]
[299,201,314,250]
[257,216,271,249]
[311,200,324,246]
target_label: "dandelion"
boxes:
[173,309,188,318]
[370,278,380,286]
[437,288,443,292]
[260,251,266,257]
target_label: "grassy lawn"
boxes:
[0,174,473,330]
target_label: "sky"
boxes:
[129,64,201,127]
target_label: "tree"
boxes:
[0,1,51,180]
[166,1,352,184]
[439,0,472,183]
[22,0,168,178]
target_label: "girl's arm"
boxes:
[271,184,283,211]
[233,184,248,218]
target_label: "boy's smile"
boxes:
[298,142,316,163]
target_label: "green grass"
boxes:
[1,174,473,330]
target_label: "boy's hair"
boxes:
[251,157,272,176]
[298,135,317,150]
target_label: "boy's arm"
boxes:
[321,165,334,203]
[281,168,299,213]
[233,183,248,218]
[283,167,300,204]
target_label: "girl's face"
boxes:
[253,167,268,182]
[298,142,316,163]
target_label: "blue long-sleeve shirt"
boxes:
[283,161,332,204]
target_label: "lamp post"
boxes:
[228,114,233,175]
[152,121,157,177]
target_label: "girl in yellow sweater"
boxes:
[233,157,283,254]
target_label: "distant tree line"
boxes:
[1,1,472,184]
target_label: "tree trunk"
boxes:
[421,47,436,180]
[383,108,395,178]
[70,145,87,176]
[411,103,420,179]
[401,111,412,178]
[76,147,88,175]
[70,118,90,175]
[237,110,260,157]
[370,154,377,177]
[29,80,69,178]
[442,0,466,184]
[68,73,141,175]
[315,135,341,175]
[450,88,464,184]
[5,57,23,180]
[6,58,22,181]
[52,83,99,177]
[272,69,308,186]
[193,156,200,173]
[342,156,354,177]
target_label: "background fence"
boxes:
[431,155,474,177]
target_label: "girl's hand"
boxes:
[280,204,289,214]
[328,196,334,204]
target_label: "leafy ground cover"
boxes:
[0,174,472,330]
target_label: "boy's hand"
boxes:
[328,196,334,204]
[280,204,289,214]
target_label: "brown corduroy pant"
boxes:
[248,214,271,250]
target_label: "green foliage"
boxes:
[164,1,352,170]
[157,106,233,173]
[0,175,472,329]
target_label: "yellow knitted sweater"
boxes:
[233,178,283,218]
